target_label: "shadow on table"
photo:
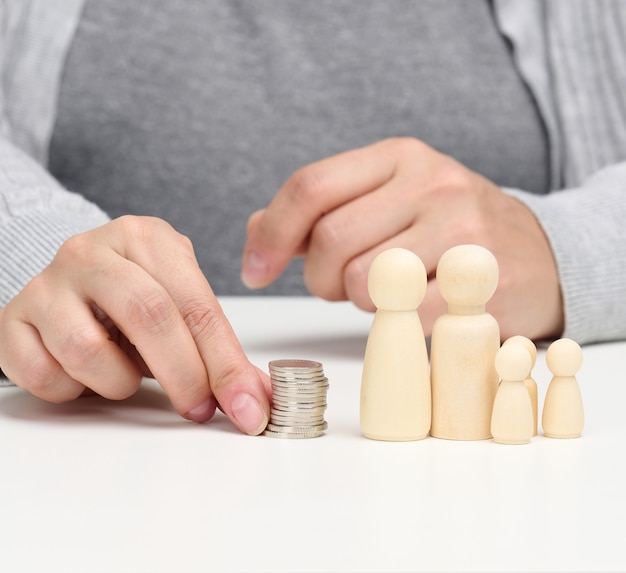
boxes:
[245,333,368,359]
[0,380,222,430]
[246,333,431,358]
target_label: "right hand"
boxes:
[242,137,563,341]
[0,216,270,435]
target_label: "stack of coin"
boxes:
[263,359,329,439]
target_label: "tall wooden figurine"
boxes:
[503,335,538,436]
[430,244,500,440]
[360,248,431,441]
[491,342,534,445]
[542,338,584,438]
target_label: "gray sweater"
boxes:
[48,0,549,297]
[1,0,625,344]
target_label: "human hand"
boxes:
[242,137,563,341]
[0,216,270,434]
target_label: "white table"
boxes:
[1,296,625,573]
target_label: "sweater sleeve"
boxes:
[504,162,626,345]
[0,136,110,306]
[0,0,103,306]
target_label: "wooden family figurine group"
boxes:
[360,245,584,444]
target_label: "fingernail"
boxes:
[231,392,268,435]
[241,250,268,289]
[186,397,216,423]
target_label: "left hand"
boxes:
[0,216,271,434]
[241,137,563,341]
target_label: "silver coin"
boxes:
[270,413,326,424]
[270,407,326,417]
[271,405,326,414]
[271,392,327,401]
[269,370,322,377]
[270,419,326,428]
[270,366,325,374]
[269,368,324,376]
[270,374,324,381]
[265,359,329,439]
[270,375,324,383]
[272,393,327,401]
[271,403,326,412]
[271,397,327,404]
[269,358,322,369]
[270,369,326,377]
[273,400,326,407]
[271,369,325,375]
[271,372,327,379]
[272,400,327,408]
[272,398,327,406]
[272,385,328,394]
[266,421,328,433]
[270,409,325,418]
[272,397,327,405]
[272,394,327,407]
[269,423,326,432]
[273,384,327,392]
[270,367,326,374]
[273,382,328,388]
[273,385,324,393]
[263,429,325,439]
[269,422,326,431]
[271,379,327,386]
[264,429,326,438]
[271,392,328,402]
[271,379,328,389]
[271,380,328,389]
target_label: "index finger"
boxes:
[103,217,272,435]
[241,140,398,289]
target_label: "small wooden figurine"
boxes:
[542,338,584,438]
[503,335,538,436]
[491,342,534,444]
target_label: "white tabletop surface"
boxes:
[1,296,625,573]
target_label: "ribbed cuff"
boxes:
[504,164,626,344]
[0,192,109,306]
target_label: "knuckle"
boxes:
[116,214,149,236]
[125,289,178,336]
[56,325,109,373]
[287,164,330,206]
[116,214,172,242]
[20,272,50,301]
[450,206,491,243]
[180,301,221,342]
[17,355,66,401]
[387,136,428,156]
[118,215,197,261]
[437,159,476,196]
[173,231,195,254]
[55,232,94,266]
[377,136,430,166]
[310,215,343,252]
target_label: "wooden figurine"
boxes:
[542,338,584,438]
[491,342,534,444]
[360,248,431,441]
[503,335,538,436]
[430,244,500,440]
